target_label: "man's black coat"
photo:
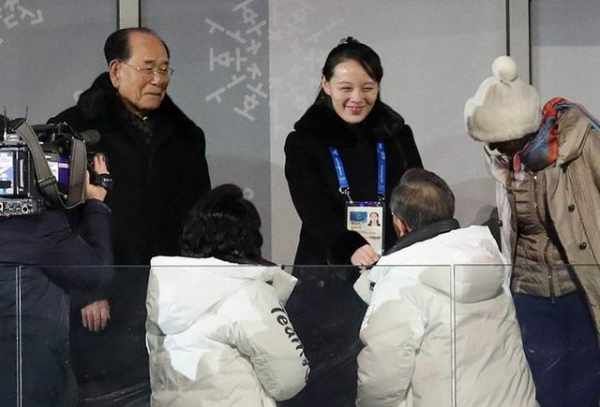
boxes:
[49,73,211,400]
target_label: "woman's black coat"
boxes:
[282,100,422,407]
[285,100,423,265]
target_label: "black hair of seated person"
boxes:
[390,168,455,231]
[314,36,383,105]
[180,184,269,265]
[103,27,170,64]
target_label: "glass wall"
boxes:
[6,262,600,405]
[0,266,19,406]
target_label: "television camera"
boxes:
[0,116,112,217]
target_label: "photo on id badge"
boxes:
[347,202,383,255]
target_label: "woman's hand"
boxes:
[351,244,380,267]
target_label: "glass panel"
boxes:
[63,265,150,406]
[146,263,307,406]
[13,265,121,406]
[508,263,600,406]
[13,262,600,405]
[454,264,600,406]
[15,258,600,406]
[0,265,19,406]
[281,264,453,406]
[453,264,521,407]
[60,262,440,405]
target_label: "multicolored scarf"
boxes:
[514,97,600,172]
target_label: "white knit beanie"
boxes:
[465,56,541,143]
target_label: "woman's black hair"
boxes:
[315,36,383,105]
[180,184,264,264]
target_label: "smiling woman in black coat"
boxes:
[283,38,422,407]
[285,39,422,267]
[286,99,422,266]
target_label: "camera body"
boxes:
[0,138,46,216]
[0,118,109,217]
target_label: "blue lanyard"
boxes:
[329,141,386,201]
[376,142,386,197]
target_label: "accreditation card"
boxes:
[346,201,384,255]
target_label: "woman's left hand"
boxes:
[350,244,380,267]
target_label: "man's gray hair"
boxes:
[390,168,455,231]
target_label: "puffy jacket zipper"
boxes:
[544,239,556,303]
[533,174,556,302]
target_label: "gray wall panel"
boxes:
[532,0,600,114]
[0,0,116,123]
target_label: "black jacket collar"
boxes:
[76,72,194,135]
[293,100,406,146]
[385,219,460,256]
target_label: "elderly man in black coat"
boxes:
[49,27,211,406]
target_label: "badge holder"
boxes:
[346,200,384,255]
[330,142,387,256]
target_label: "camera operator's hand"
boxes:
[86,153,109,201]
[81,299,111,332]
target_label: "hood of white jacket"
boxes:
[147,256,297,335]
[357,226,508,305]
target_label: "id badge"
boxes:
[346,201,384,255]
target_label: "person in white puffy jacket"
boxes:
[354,169,538,407]
[145,184,309,406]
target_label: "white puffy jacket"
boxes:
[354,226,538,407]
[146,256,309,407]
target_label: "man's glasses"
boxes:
[121,61,174,79]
